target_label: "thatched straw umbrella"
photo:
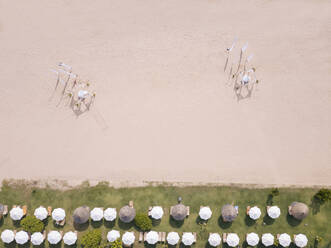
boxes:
[288,202,309,220]
[73,206,90,224]
[119,205,136,223]
[221,204,238,222]
[170,204,187,221]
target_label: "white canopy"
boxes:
[208,233,221,247]
[249,206,261,220]
[199,206,212,220]
[52,208,66,221]
[1,230,15,243]
[227,233,240,247]
[10,207,23,221]
[34,206,48,221]
[107,230,120,242]
[262,233,274,246]
[48,231,62,245]
[146,231,159,245]
[15,231,29,245]
[294,234,308,248]
[247,232,259,246]
[267,206,281,219]
[63,231,77,245]
[31,232,44,246]
[122,232,135,246]
[167,232,180,245]
[279,233,291,247]
[242,75,251,84]
[150,206,164,220]
[182,232,195,246]
[90,207,104,221]
[104,208,117,221]
[78,90,89,99]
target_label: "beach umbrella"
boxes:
[73,206,90,224]
[262,233,274,247]
[104,208,117,221]
[107,230,120,242]
[63,231,77,245]
[294,234,308,248]
[247,232,259,246]
[146,231,159,245]
[182,232,195,246]
[48,231,62,245]
[167,232,180,245]
[119,206,136,223]
[267,206,281,219]
[289,202,309,220]
[31,232,44,246]
[227,233,240,247]
[1,230,15,243]
[150,206,164,220]
[249,206,261,220]
[208,233,221,247]
[90,207,103,221]
[122,232,135,246]
[52,208,66,221]
[222,204,238,222]
[171,204,187,221]
[34,206,48,221]
[10,207,23,221]
[199,206,212,220]
[15,231,29,245]
[279,233,291,247]
[242,75,251,84]
[78,90,89,99]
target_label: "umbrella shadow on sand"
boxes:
[104,220,115,229]
[218,216,232,229]
[262,214,275,225]
[244,215,256,227]
[91,220,103,229]
[73,221,89,232]
[118,219,134,230]
[286,214,301,227]
[169,216,184,228]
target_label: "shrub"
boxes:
[271,188,279,197]
[20,216,44,233]
[315,235,322,243]
[314,189,331,204]
[109,240,122,248]
[81,230,102,248]
[134,213,152,231]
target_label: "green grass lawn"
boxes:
[0,181,330,248]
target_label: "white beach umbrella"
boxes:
[208,233,221,247]
[242,75,251,84]
[63,231,77,245]
[279,233,291,247]
[267,206,281,219]
[182,232,195,246]
[34,206,48,221]
[167,232,180,245]
[78,90,89,99]
[146,231,159,245]
[104,208,117,221]
[227,233,240,247]
[15,231,29,245]
[31,232,44,246]
[262,233,274,247]
[247,232,259,246]
[90,207,104,221]
[107,230,120,242]
[48,231,62,245]
[10,207,23,221]
[122,232,135,246]
[52,208,65,221]
[1,230,15,243]
[249,206,262,220]
[199,206,212,220]
[150,206,164,220]
[294,234,308,248]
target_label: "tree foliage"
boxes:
[20,216,44,233]
[134,213,152,231]
[314,189,331,204]
[81,230,102,248]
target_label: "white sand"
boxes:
[0,0,330,187]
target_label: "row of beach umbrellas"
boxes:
[1,230,77,246]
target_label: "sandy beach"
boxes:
[0,0,330,187]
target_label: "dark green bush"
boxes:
[20,216,44,233]
[81,230,102,248]
[134,213,152,231]
[314,189,331,204]
[271,188,279,197]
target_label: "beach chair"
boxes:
[158,232,162,242]
[223,233,227,243]
[3,205,8,215]
[288,205,292,214]
[59,231,63,238]
[22,205,27,216]
[193,232,197,243]
[162,232,166,243]
[277,234,280,240]
[234,206,239,214]
[293,234,297,239]
[170,206,174,215]
[266,206,271,211]
[47,206,52,216]
[43,231,47,240]
[139,232,144,242]
[129,201,133,208]
[186,206,190,217]
[56,218,66,226]
[144,232,147,241]
[13,230,17,235]
[246,206,251,215]
[148,206,152,216]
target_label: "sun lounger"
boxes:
[144,232,147,241]
[162,232,166,243]
[277,234,280,240]
[234,206,239,214]
[186,206,190,217]
[3,205,8,215]
[139,232,144,242]
[170,206,174,215]
[246,206,251,215]
[22,205,27,216]
[267,206,271,211]
[148,206,152,216]
[129,201,133,208]
[47,206,52,216]
[293,234,297,239]
[56,218,65,226]
[193,232,197,243]
[223,233,227,243]
[13,230,17,235]
[288,205,292,213]
[43,231,47,240]
[158,232,162,242]
[59,231,63,237]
